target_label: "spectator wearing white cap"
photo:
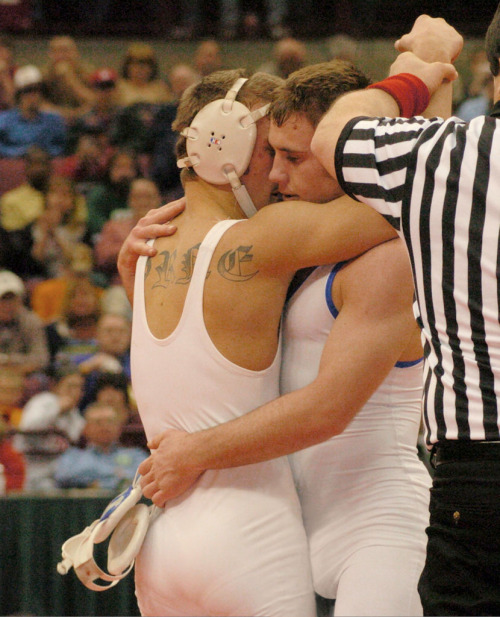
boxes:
[0,270,49,375]
[0,64,66,157]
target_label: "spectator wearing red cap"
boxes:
[66,68,119,148]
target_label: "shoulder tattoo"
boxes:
[217,245,258,282]
[145,243,258,286]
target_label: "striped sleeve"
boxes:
[334,115,438,231]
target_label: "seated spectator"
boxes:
[110,56,189,179]
[0,145,54,277]
[91,371,131,422]
[0,65,66,158]
[45,275,101,370]
[0,270,49,378]
[85,148,140,242]
[54,401,147,491]
[94,178,161,283]
[326,33,359,64]
[65,67,120,162]
[0,416,25,492]
[193,40,223,78]
[115,43,172,107]
[0,145,51,232]
[90,371,146,450]
[15,362,85,490]
[100,284,132,322]
[30,175,88,278]
[42,35,96,123]
[30,243,95,324]
[58,135,111,193]
[258,37,308,78]
[78,312,131,408]
[167,63,199,102]
[112,44,171,162]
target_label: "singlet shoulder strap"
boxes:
[189,219,240,285]
[168,219,241,327]
[133,220,241,339]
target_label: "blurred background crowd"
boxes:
[0,0,496,495]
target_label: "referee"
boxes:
[311,10,500,616]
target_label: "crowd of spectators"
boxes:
[0,33,203,494]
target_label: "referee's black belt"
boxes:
[432,440,500,467]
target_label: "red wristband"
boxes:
[366,73,430,117]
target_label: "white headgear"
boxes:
[177,77,270,218]
[57,473,159,591]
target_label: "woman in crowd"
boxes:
[115,43,172,107]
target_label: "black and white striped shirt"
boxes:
[335,108,500,445]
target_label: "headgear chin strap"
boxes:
[177,77,270,218]
[57,472,159,591]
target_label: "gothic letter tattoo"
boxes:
[217,246,258,282]
[178,244,200,284]
[152,250,177,288]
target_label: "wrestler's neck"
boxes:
[184,176,248,221]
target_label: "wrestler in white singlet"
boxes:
[282,263,431,617]
[131,221,315,617]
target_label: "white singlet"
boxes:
[282,264,431,617]
[131,220,315,617]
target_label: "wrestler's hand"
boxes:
[395,15,463,63]
[117,198,185,303]
[389,52,458,94]
[139,429,203,507]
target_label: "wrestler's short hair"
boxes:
[172,68,283,174]
[269,59,370,129]
[486,3,500,76]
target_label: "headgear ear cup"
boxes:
[177,77,270,218]
[91,481,143,544]
[107,503,151,575]
[57,472,160,591]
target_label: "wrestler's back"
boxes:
[131,220,314,617]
